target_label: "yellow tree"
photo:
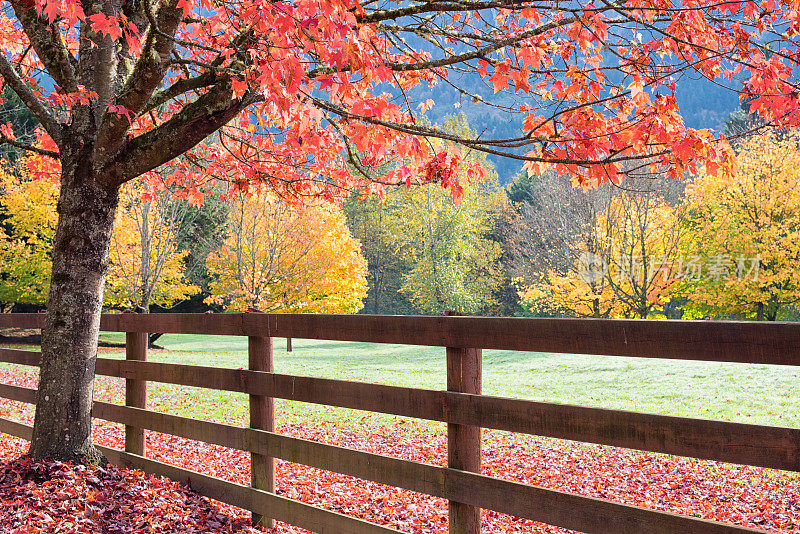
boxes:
[0,159,199,313]
[676,130,800,320]
[596,193,684,318]
[105,182,199,311]
[206,192,367,313]
[519,260,625,318]
[518,178,683,318]
[0,158,58,309]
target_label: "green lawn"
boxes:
[2,332,798,430]
[81,332,800,430]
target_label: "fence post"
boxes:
[446,345,482,534]
[249,336,275,528]
[124,331,148,456]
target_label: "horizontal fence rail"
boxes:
[0,313,793,534]
[1,348,797,471]
[2,312,800,364]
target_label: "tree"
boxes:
[345,115,507,315]
[206,192,367,313]
[0,158,198,316]
[344,192,416,315]
[105,183,199,312]
[347,178,506,315]
[676,130,800,320]
[506,171,613,317]
[514,174,683,318]
[594,191,684,318]
[519,264,625,318]
[0,0,797,462]
[394,180,505,314]
[0,88,38,162]
[172,195,229,300]
[0,157,57,309]
[505,172,607,285]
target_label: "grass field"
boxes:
[65,332,800,430]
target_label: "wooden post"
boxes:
[286,337,292,352]
[249,336,275,528]
[124,331,148,456]
[446,346,482,534]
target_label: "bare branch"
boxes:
[0,55,63,145]
[0,136,60,158]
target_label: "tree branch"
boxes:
[114,0,183,115]
[94,0,183,163]
[76,0,121,129]
[142,70,219,112]
[308,13,586,78]
[0,55,63,145]
[10,0,78,92]
[357,0,537,24]
[115,0,152,93]
[0,136,60,158]
[308,94,667,167]
[109,83,258,183]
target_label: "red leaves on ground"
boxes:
[0,454,258,533]
[0,368,798,533]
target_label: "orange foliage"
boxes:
[206,192,367,313]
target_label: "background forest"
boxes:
[0,87,795,322]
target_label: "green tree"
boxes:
[0,88,38,162]
[395,179,505,314]
[346,115,508,315]
[344,193,415,314]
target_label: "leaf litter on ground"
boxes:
[0,367,797,533]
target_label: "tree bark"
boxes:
[29,146,119,463]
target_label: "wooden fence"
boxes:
[0,313,798,534]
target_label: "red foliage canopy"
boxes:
[1,0,799,199]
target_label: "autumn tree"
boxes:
[0,0,797,462]
[514,174,683,318]
[0,156,57,309]
[105,182,199,312]
[519,264,625,318]
[346,115,506,315]
[206,192,367,313]
[395,179,506,314]
[507,171,615,317]
[594,190,684,318]
[676,130,800,320]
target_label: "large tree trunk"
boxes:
[29,147,119,463]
